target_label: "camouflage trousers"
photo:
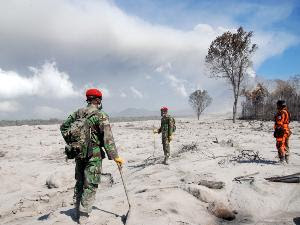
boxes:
[162,138,170,158]
[74,156,102,214]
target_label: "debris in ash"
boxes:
[0,151,6,157]
[174,143,199,157]
[232,150,263,162]
[207,202,236,221]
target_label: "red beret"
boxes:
[160,106,168,111]
[86,88,102,98]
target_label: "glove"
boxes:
[168,135,173,142]
[114,156,124,167]
[153,129,158,134]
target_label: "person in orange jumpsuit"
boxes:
[274,100,291,163]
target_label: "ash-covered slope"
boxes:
[0,115,300,225]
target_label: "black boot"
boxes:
[163,156,169,165]
[74,200,80,221]
[285,155,289,164]
[279,156,285,163]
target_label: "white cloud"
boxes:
[98,87,110,98]
[246,67,256,78]
[193,24,235,36]
[0,0,298,117]
[120,92,127,98]
[155,63,172,73]
[0,1,297,81]
[194,24,215,34]
[0,101,20,112]
[166,74,188,97]
[0,1,239,83]
[253,31,299,67]
[34,106,63,119]
[0,62,79,99]
[156,62,189,97]
[130,86,143,99]
[192,24,298,70]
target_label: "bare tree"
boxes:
[290,75,300,93]
[205,27,257,123]
[289,75,300,120]
[240,76,300,121]
[189,90,212,120]
[273,79,296,100]
[241,83,268,119]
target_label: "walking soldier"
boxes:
[60,88,124,223]
[154,107,176,165]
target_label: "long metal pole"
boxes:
[117,165,131,225]
[118,165,131,208]
[152,125,156,157]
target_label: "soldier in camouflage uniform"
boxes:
[60,88,124,224]
[154,107,175,165]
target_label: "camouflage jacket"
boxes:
[60,104,118,160]
[158,115,174,138]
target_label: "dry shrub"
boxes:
[175,142,198,156]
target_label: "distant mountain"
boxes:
[172,108,194,117]
[112,108,159,117]
[111,107,194,118]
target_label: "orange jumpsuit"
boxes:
[274,107,291,158]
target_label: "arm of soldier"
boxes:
[157,127,162,134]
[103,124,119,160]
[60,111,77,141]
[153,127,161,134]
[99,113,119,160]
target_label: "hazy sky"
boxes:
[0,0,299,119]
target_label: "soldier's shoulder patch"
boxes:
[98,110,110,123]
[99,110,109,118]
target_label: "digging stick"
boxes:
[152,125,156,157]
[117,164,132,224]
